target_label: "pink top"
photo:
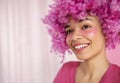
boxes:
[53,61,120,83]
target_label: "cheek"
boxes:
[66,35,71,45]
[66,27,98,44]
[82,27,97,37]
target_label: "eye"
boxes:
[66,29,73,35]
[82,25,91,30]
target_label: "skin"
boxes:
[65,15,110,83]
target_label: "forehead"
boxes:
[65,16,100,28]
[70,17,93,24]
[65,16,102,30]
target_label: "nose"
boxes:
[71,29,83,41]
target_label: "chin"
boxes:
[75,55,91,61]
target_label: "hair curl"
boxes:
[43,0,120,58]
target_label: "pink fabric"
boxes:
[99,63,120,83]
[53,61,120,83]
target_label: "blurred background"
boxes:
[0,0,120,83]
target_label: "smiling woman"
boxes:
[66,16,106,61]
[43,0,120,83]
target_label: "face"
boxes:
[65,16,106,61]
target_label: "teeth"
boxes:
[74,44,88,49]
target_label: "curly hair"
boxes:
[43,0,120,58]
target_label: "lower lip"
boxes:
[74,45,89,53]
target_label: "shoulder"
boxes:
[111,64,120,82]
[62,61,80,69]
[112,64,120,73]
[100,64,120,83]
[112,64,120,70]
[53,61,80,83]
[57,61,80,74]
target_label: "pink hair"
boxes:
[43,0,120,58]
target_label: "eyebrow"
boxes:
[79,18,92,22]
[65,17,93,29]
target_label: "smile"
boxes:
[73,43,90,52]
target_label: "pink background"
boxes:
[107,45,120,66]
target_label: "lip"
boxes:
[72,43,90,53]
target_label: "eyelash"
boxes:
[66,25,91,35]
[82,25,91,30]
[66,29,73,35]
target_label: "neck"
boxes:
[79,49,110,80]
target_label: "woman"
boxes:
[43,0,120,83]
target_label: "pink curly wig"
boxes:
[43,0,120,58]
